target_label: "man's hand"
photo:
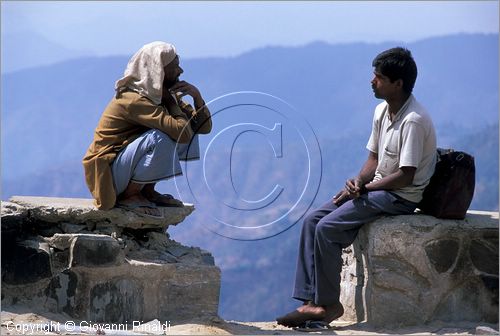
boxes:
[333,177,366,206]
[345,177,364,198]
[162,90,177,107]
[170,80,204,107]
[333,189,351,206]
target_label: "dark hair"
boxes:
[372,47,417,94]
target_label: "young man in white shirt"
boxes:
[277,47,437,328]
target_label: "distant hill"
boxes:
[1,32,93,73]
[457,123,499,211]
[2,33,497,180]
[1,33,498,321]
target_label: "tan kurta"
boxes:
[83,90,212,210]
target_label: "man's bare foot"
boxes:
[297,302,326,315]
[117,194,161,217]
[323,302,344,324]
[276,302,326,328]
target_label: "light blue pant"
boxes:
[112,129,200,195]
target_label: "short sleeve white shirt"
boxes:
[366,95,437,203]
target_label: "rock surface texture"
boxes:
[339,210,499,327]
[1,196,220,324]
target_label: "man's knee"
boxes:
[148,129,171,143]
[314,213,347,238]
[144,129,176,152]
[314,219,351,253]
[315,219,333,237]
[302,209,325,230]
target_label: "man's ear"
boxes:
[395,79,404,90]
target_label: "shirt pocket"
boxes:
[379,146,399,176]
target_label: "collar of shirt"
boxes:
[385,94,414,127]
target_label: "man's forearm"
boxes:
[191,107,212,134]
[193,96,205,110]
[358,165,376,185]
[365,167,416,192]
[357,152,378,184]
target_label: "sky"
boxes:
[1,1,499,61]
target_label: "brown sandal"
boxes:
[151,194,184,207]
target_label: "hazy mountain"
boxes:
[1,32,93,73]
[1,33,498,321]
[457,123,499,211]
[2,33,497,180]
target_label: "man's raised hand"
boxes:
[170,80,204,106]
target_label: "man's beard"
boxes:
[163,77,179,90]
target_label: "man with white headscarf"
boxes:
[83,42,212,217]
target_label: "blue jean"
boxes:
[293,190,417,306]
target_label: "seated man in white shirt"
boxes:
[277,47,437,328]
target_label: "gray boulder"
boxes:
[340,210,499,327]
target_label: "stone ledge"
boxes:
[340,210,499,327]
[6,196,195,230]
[1,195,221,324]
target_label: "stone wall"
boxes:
[1,196,220,324]
[340,210,499,328]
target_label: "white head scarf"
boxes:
[115,41,177,105]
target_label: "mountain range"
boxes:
[1,33,498,321]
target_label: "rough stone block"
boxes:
[159,282,219,321]
[157,267,221,322]
[62,262,221,323]
[0,201,28,220]
[2,239,52,284]
[50,249,70,274]
[47,233,77,250]
[69,235,124,267]
[1,202,29,246]
[90,278,144,322]
[8,196,194,230]
[45,269,78,315]
[340,210,499,327]
[1,196,221,325]
[60,222,86,233]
